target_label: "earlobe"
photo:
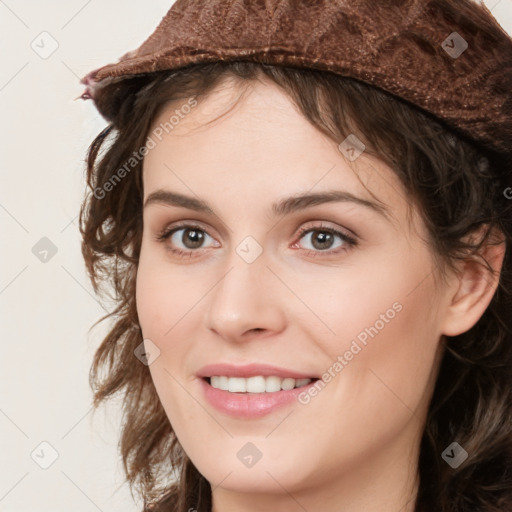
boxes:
[441,227,506,337]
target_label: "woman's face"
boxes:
[136,77,453,506]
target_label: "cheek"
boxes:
[135,257,197,432]
[288,246,435,350]
[135,245,203,338]
[318,274,442,432]
[301,246,442,410]
[136,261,164,338]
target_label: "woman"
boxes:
[79,1,512,511]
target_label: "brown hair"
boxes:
[79,61,512,512]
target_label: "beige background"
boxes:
[0,1,511,511]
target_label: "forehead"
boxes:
[142,77,409,228]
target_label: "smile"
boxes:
[207,375,314,393]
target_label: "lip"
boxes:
[196,363,319,380]
[196,363,320,419]
[199,378,318,418]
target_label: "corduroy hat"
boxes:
[81,0,512,159]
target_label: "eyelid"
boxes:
[291,222,358,254]
[155,220,219,246]
[295,220,357,241]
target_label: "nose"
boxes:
[204,249,286,343]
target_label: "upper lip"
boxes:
[196,363,319,379]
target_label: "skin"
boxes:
[135,75,504,512]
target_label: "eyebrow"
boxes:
[143,189,391,220]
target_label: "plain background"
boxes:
[0,1,511,511]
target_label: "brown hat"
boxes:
[81,0,512,159]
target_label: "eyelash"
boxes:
[155,221,358,259]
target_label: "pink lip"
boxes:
[196,363,319,419]
[199,378,318,419]
[196,363,318,379]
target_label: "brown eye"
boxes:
[308,230,336,250]
[296,226,356,254]
[156,223,218,257]
[180,228,205,249]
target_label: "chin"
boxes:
[199,458,304,494]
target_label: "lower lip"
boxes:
[200,378,318,419]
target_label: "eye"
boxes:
[155,221,358,259]
[293,223,357,256]
[155,222,218,258]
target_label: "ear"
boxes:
[441,226,506,337]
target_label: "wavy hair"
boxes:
[79,60,512,512]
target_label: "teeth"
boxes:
[209,376,313,393]
[228,377,246,393]
[265,376,281,392]
[281,377,295,390]
[247,376,266,393]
